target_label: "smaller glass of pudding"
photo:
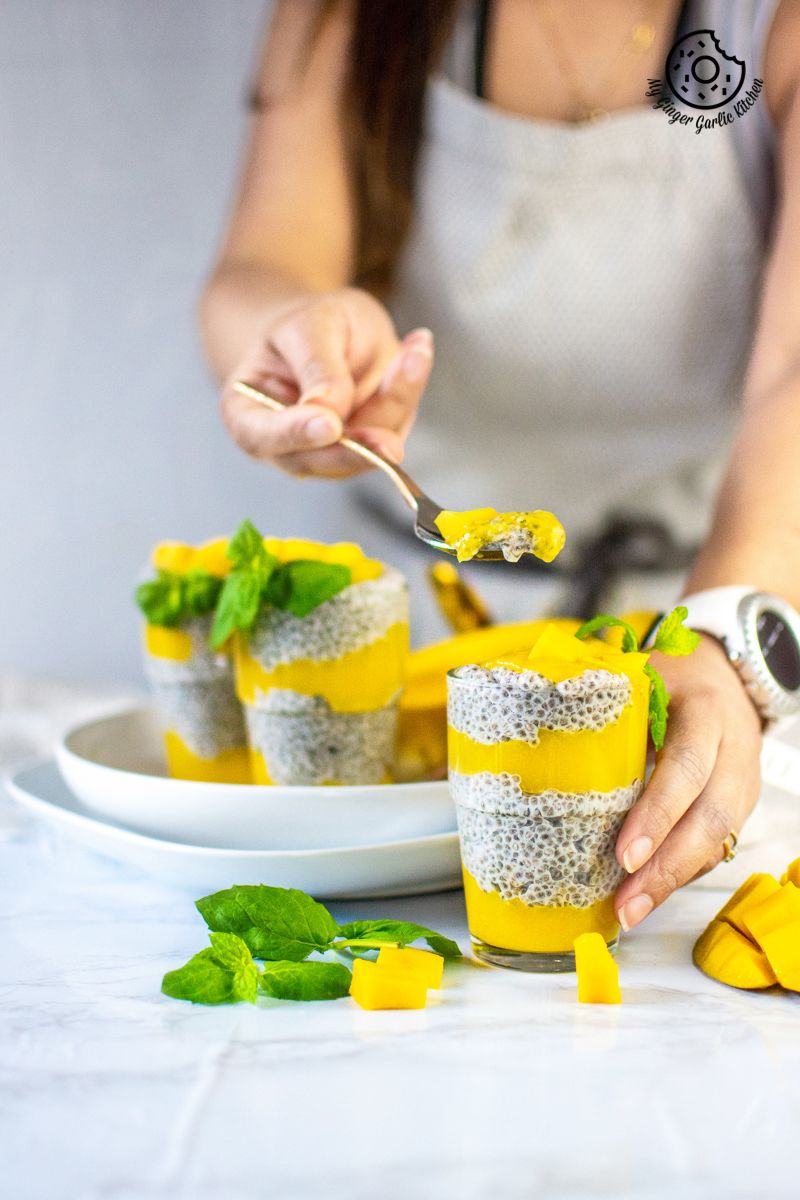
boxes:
[138,540,251,784]
[447,624,649,971]
[234,540,409,785]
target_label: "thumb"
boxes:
[269,309,355,422]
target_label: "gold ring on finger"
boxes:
[722,830,739,863]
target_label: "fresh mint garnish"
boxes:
[196,885,339,962]
[653,605,701,656]
[135,569,222,628]
[575,614,640,653]
[258,961,352,1001]
[161,932,258,1005]
[575,606,699,753]
[334,920,461,960]
[210,520,352,647]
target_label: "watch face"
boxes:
[757,610,800,692]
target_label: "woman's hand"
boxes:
[220,287,433,478]
[613,635,763,932]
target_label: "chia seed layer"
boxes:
[453,771,642,908]
[143,615,247,758]
[447,664,632,745]
[245,567,408,671]
[494,526,542,564]
[244,694,398,785]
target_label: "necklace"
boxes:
[535,0,657,123]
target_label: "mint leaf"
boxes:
[226,518,271,570]
[575,614,640,653]
[196,885,339,961]
[183,570,223,618]
[644,662,670,751]
[161,933,258,1005]
[334,920,461,959]
[258,960,352,1001]
[654,605,701,657]
[136,569,221,628]
[268,560,352,619]
[211,568,264,648]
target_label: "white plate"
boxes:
[56,708,455,851]
[5,760,463,899]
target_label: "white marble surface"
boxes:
[2,684,800,1200]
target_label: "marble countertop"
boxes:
[2,680,800,1200]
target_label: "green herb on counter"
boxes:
[135,569,222,628]
[575,605,700,752]
[210,519,352,648]
[161,884,461,1007]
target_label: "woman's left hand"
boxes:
[613,634,763,932]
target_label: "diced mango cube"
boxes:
[780,857,800,888]
[377,946,445,989]
[349,958,428,1010]
[715,873,781,937]
[692,919,777,990]
[574,932,621,1004]
[738,882,800,991]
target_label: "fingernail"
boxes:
[304,414,339,445]
[623,836,653,874]
[402,344,433,383]
[407,327,434,350]
[618,894,654,933]
[299,386,331,406]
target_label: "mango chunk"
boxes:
[738,883,800,991]
[376,947,444,989]
[692,919,777,990]
[715,873,781,937]
[349,958,428,1010]
[574,932,622,1004]
[780,857,800,888]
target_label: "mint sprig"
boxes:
[210,519,352,648]
[135,569,222,628]
[161,884,461,1007]
[574,606,700,752]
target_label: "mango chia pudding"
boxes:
[447,624,650,971]
[217,523,409,786]
[136,539,250,783]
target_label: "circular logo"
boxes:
[665,30,746,110]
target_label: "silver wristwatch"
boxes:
[662,586,800,723]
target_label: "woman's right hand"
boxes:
[220,287,433,478]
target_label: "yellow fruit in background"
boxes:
[692,919,777,990]
[715,873,782,937]
[574,932,622,1004]
[349,958,429,1010]
[737,883,800,992]
[780,857,800,887]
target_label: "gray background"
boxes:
[0,0,374,687]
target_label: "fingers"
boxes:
[615,691,721,876]
[221,383,343,460]
[615,731,761,932]
[347,328,433,461]
[268,303,356,419]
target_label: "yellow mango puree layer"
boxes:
[464,870,619,952]
[145,624,193,662]
[235,622,408,713]
[163,730,251,784]
[435,508,565,564]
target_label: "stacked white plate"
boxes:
[5,708,460,898]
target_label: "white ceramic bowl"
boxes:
[56,708,455,851]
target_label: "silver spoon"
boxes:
[232,380,508,560]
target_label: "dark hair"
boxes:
[336,0,460,296]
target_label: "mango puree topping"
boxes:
[163,730,252,784]
[435,507,566,564]
[152,537,232,578]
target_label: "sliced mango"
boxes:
[738,883,800,991]
[261,538,383,583]
[376,947,444,990]
[574,932,622,1004]
[152,537,231,578]
[692,919,777,990]
[349,958,428,1010]
[780,857,800,888]
[715,873,781,938]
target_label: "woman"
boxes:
[199,0,800,932]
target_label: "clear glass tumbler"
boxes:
[447,657,649,971]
